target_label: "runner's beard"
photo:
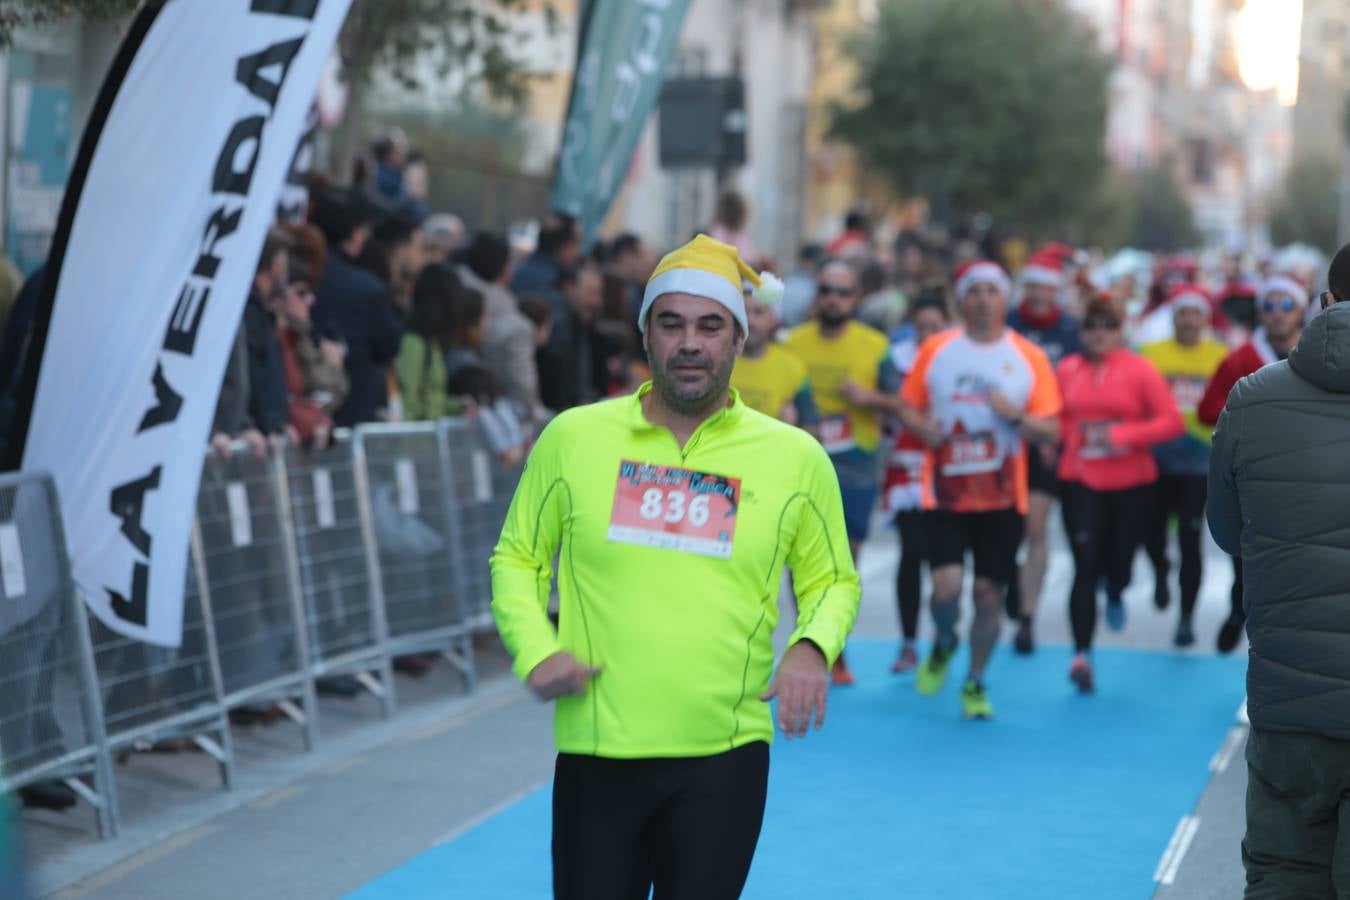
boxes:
[818,310,850,328]
[653,353,734,416]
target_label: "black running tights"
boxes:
[1061,482,1150,653]
[552,742,769,900]
[895,510,927,641]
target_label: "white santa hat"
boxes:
[1258,274,1308,307]
[1020,248,1065,289]
[954,260,1011,300]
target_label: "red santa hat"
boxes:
[1166,282,1213,320]
[1258,273,1308,307]
[954,260,1011,300]
[1021,248,1065,289]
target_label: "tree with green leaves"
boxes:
[831,0,1112,235]
[333,0,554,180]
[0,0,141,44]
[1267,156,1341,256]
[1123,166,1199,252]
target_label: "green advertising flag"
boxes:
[551,0,692,244]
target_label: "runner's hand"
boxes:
[840,379,871,407]
[761,640,829,739]
[912,415,944,449]
[527,651,601,702]
[986,387,1020,425]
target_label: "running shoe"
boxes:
[960,680,994,720]
[916,640,957,696]
[1013,619,1035,656]
[1104,598,1127,632]
[1153,575,1171,611]
[891,643,919,674]
[1216,615,1246,654]
[1174,617,1195,648]
[831,654,856,686]
[1069,654,1095,694]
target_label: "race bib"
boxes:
[1169,376,1206,413]
[939,431,1000,476]
[1081,421,1128,460]
[820,415,856,454]
[608,460,741,559]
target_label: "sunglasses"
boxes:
[1261,297,1297,314]
[818,284,854,297]
[1082,318,1120,332]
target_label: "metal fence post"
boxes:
[349,430,398,720]
[188,516,235,789]
[270,448,321,751]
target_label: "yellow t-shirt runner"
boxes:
[731,343,819,425]
[491,383,861,758]
[1140,338,1228,474]
[783,320,895,459]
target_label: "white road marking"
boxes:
[1155,815,1201,885]
[1209,726,1246,773]
[430,780,548,848]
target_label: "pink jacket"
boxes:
[1056,349,1184,491]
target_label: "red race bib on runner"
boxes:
[608,460,741,559]
[939,430,999,476]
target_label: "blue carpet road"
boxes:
[350,640,1245,899]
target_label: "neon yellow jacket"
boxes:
[491,383,861,759]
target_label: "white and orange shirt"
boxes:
[901,328,1061,514]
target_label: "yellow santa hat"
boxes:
[639,234,784,334]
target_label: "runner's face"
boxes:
[962,281,1008,332]
[816,265,859,327]
[1173,307,1205,345]
[1260,293,1304,343]
[645,293,744,414]
[1023,283,1057,310]
[912,307,948,342]
[1081,319,1121,358]
[744,295,776,352]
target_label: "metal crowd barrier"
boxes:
[0,472,117,837]
[5,416,529,840]
[286,434,395,717]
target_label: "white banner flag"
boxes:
[19,0,353,647]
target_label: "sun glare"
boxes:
[1235,0,1304,106]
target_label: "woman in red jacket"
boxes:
[1057,298,1184,693]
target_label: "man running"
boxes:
[732,280,818,428]
[1004,246,1080,653]
[1139,285,1227,647]
[784,260,901,685]
[1197,273,1308,653]
[492,234,861,900]
[898,260,1061,719]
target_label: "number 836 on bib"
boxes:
[608,460,742,559]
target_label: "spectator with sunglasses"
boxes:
[1056,298,1183,694]
[1207,243,1350,896]
[1198,273,1309,653]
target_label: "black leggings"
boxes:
[552,742,769,900]
[1061,482,1150,653]
[1144,473,1208,620]
[895,510,927,641]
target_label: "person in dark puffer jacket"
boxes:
[1208,241,1350,898]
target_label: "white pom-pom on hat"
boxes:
[753,271,785,304]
